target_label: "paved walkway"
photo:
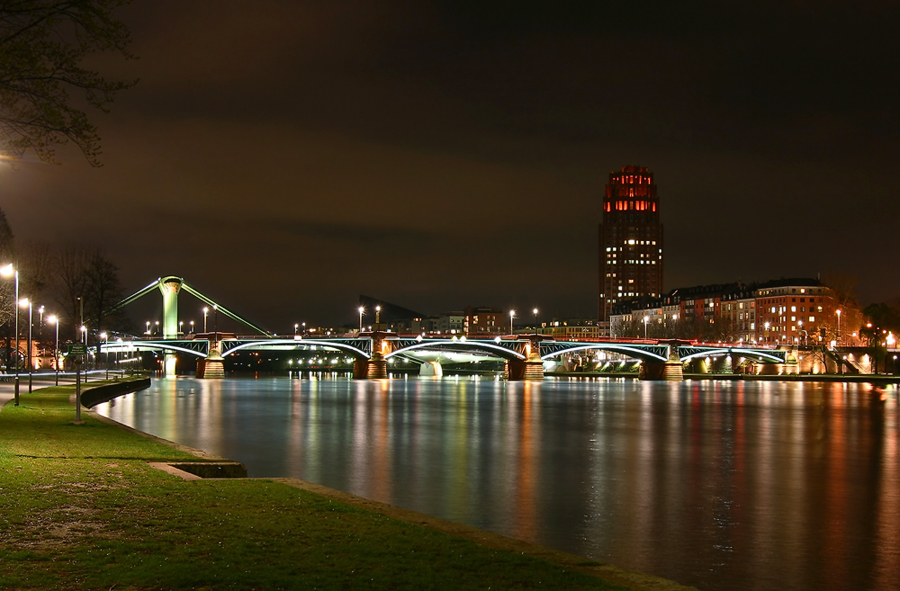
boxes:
[0,381,16,410]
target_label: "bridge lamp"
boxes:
[203,307,209,333]
[509,310,516,335]
[294,323,299,335]
[190,320,195,334]
[145,321,151,335]
[375,305,381,324]
[358,306,365,332]
[643,316,649,339]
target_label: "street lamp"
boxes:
[2,263,20,406]
[80,325,87,344]
[179,320,184,336]
[19,298,33,392]
[532,307,539,333]
[48,315,59,386]
[100,332,109,378]
[294,323,299,336]
[190,320,195,334]
[643,316,649,339]
[358,306,365,332]
[203,307,209,333]
[145,320,150,335]
[509,309,516,335]
[375,305,381,325]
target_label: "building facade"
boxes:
[599,165,664,334]
[611,278,860,346]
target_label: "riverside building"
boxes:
[599,165,664,335]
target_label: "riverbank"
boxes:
[547,371,900,384]
[0,383,695,590]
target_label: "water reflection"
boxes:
[95,377,899,591]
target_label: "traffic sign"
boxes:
[68,343,87,356]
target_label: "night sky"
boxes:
[4,1,899,332]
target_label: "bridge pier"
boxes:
[782,348,800,375]
[420,361,443,377]
[639,340,687,381]
[197,341,225,379]
[506,336,546,380]
[505,358,544,380]
[352,331,389,379]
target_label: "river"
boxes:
[93,376,899,591]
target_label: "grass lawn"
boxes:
[0,385,685,590]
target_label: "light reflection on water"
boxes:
[94,377,900,591]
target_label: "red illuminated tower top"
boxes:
[598,165,664,330]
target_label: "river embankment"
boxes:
[0,382,696,590]
[547,371,900,384]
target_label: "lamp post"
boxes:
[294,323,299,336]
[20,298,33,392]
[203,307,209,333]
[100,332,109,378]
[190,320,195,334]
[1,264,20,406]
[48,315,59,386]
[509,309,516,335]
[643,316,649,339]
[375,305,381,325]
[179,320,184,336]
[358,306,364,332]
[532,307,539,333]
[145,320,150,335]
[836,309,842,346]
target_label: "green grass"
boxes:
[0,386,637,590]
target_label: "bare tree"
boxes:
[51,244,91,333]
[83,249,127,334]
[0,0,137,166]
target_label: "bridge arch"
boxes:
[540,343,668,362]
[679,348,786,364]
[385,340,527,361]
[220,339,371,359]
[102,341,209,358]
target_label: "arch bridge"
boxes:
[103,333,789,381]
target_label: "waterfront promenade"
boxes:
[0,382,694,590]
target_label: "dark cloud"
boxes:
[4,0,898,330]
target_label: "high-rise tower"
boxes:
[598,165,664,331]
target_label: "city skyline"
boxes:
[3,1,899,329]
